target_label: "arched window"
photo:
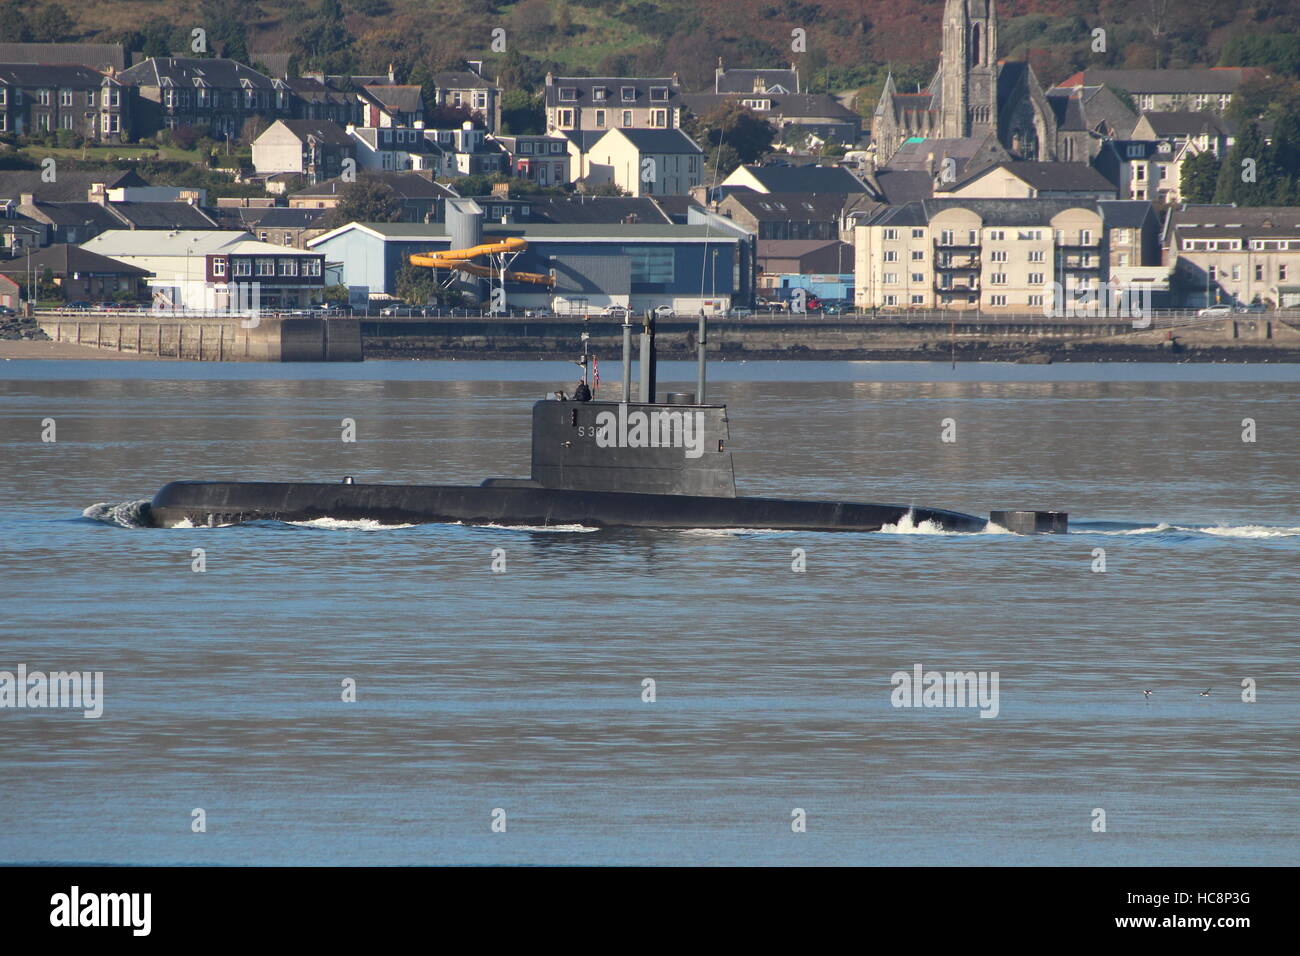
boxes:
[971,24,982,67]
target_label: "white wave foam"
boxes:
[1083,522,1173,536]
[82,500,152,528]
[879,512,1011,535]
[1195,524,1300,538]
[458,521,599,533]
[287,517,417,530]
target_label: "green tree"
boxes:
[0,1,32,42]
[29,3,74,42]
[394,263,438,305]
[1215,122,1272,205]
[705,144,741,179]
[322,283,350,304]
[687,101,776,165]
[500,89,545,135]
[1180,151,1220,203]
[321,179,403,228]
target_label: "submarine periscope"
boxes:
[147,313,1067,534]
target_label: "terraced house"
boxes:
[0,65,131,140]
[117,57,291,138]
[543,74,683,134]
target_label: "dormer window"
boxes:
[621,87,636,102]
[649,86,669,102]
[558,87,577,102]
[592,87,607,101]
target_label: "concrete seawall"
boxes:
[361,313,1300,362]
[36,314,363,362]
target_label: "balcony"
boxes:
[1062,258,1102,271]
[935,256,980,270]
[935,282,980,293]
[934,238,980,250]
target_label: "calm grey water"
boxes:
[1,359,1297,866]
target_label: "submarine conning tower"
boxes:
[485,310,738,497]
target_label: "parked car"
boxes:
[0,305,16,316]
[652,305,676,318]
[730,308,754,318]
[524,307,553,317]
[1196,305,1233,317]
[601,305,631,318]
[1234,303,1267,314]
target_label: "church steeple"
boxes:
[939,0,999,139]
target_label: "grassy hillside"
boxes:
[5,0,1300,102]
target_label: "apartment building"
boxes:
[854,198,1160,312]
[117,57,291,138]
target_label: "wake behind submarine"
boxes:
[147,314,1066,534]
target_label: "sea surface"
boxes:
[1,358,1297,866]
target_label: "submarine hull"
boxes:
[148,480,989,533]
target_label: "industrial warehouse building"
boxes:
[309,199,755,313]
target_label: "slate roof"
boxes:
[734,164,868,194]
[0,64,117,88]
[0,243,151,276]
[545,76,681,108]
[722,191,850,221]
[0,169,147,203]
[273,119,354,146]
[118,57,278,90]
[604,128,703,154]
[0,42,125,71]
[960,161,1117,193]
[1056,68,1264,95]
[361,84,423,113]
[524,196,673,225]
[23,201,122,228]
[107,202,218,229]
[681,91,859,122]
[1167,205,1300,239]
[435,71,494,89]
[1138,111,1236,138]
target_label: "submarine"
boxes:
[147,313,1066,535]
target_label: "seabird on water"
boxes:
[1143,689,1152,699]
[1199,688,1211,697]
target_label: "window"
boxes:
[283,234,294,247]
[884,250,898,262]
[626,246,674,284]
[279,258,298,276]
[38,114,50,131]
[60,114,72,130]
[1231,264,1241,280]
[990,273,1007,285]
[592,87,607,102]
[912,228,925,239]
[1080,230,1092,245]
[234,259,252,276]
[38,89,51,106]
[988,229,1005,240]
[649,86,669,102]
[911,273,924,283]
[163,89,175,108]
[1281,265,1289,281]
[1028,272,1044,285]
[1194,94,1208,110]
[621,87,636,102]
[990,294,1007,306]
[0,89,6,106]
[106,88,119,107]
[622,110,632,127]
[650,109,667,128]
[1140,94,1154,110]
[103,114,119,134]
[557,108,574,128]
[473,92,487,109]
[594,109,606,127]
[213,258,226,277]
[61,90,73,107]
[1135,165,1146,181]
[883,273,898,284]
[911,294,925,304]
[256,258,275,276]
[911,250,924,261]
[1158,165,1170,181]
[1255,263,1264,281]
[990,250,1007,262]
[259,231,269,242]
[884,295,897,306]
[302,259,321,277]
[883,228,898,240]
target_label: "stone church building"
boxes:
[872,0,1060,165]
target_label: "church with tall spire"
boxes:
[872,0,1058,166]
